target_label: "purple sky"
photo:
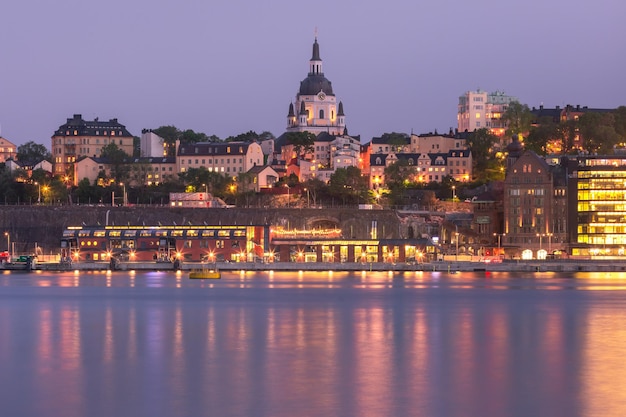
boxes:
[1,0,625,147]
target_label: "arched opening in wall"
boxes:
[310,219,339,230]
[319,109,324,119]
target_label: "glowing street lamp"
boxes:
[35,182,41,204]
[119,183,126,206]
[4,232,9,254]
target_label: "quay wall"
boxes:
[27,259,626,273]
[0,206,402,255]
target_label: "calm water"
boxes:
[1,269,626,417]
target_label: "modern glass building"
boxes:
[570,157,626,258]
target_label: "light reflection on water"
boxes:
[1,270,626,416]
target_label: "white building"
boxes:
[286,37,346,136]
[177,141,264,176]
[457,89,517,137]
[140,130,167,157]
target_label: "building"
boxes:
[74,155,177,187]
[0,137,17,162]
[367,138,472,189]
[51,114,134,179]
[140,130,168,157]
[286,37,346,136]
[567,156,626,259]
[501,134,568,259]
[177,141,263,176]
[5,158,53,178]
[457,89,517,137]
[530,104,615,152]
[246,165,279,192]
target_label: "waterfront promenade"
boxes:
[9,259,626,273]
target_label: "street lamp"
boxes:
[493,232,506,256]
[284,183,290,208]
[35,182,41,204]
[537,233,544,251]
[42,185,49,205]
[547,232,553,253]
[120,183,126,206]
[4,232,9,254]
[455,225,459,262]
[452,185,456,201]
[202,183,208,195]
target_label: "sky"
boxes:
[1,0,625,147]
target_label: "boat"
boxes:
[189,266,221,279]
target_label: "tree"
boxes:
[100,143,130,183]
[328,166,368,205]
[466,128,498,172]
[503,101,533,137]
[379,132,409,153]
[16,141,51,162]
[224,130,260,143]
[614,106,626,141]
[579,112,621,154]
[285,132,315,158]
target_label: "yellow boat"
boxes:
[189,267,221,279]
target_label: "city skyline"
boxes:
[1,0,624,147]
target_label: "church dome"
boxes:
[506,134,523,154]
[299,75,334,96]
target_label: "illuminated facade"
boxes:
[51,114,134,179]
[0,136,17,162]
[458,90,517,138]
[503,150,567,258]
[286,37,346,136]
[569,157,626,258]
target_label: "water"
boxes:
[1,269,626,417]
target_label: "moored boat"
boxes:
[189,267,221,279]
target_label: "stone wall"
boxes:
[0,206,402,255]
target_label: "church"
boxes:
[286,37,346,135]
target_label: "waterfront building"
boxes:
[51,114,134,182]
[177,141,263,176]
[0,136,17,162]
[568,156,626,258]
[502,135,568,259]
[457,89,517,137]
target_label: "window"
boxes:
[320,109,324,119]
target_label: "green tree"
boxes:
[328,166,368,205]
[285,132,315,158]
[379,132,409,152]
[100,143,130,183]
[503,101,533,136]
[466,128,498,173]
[579,112,621,154]
[613,106,626,141]
[16,141,51,162]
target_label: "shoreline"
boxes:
[6,259,626,273]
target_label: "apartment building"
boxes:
[51,114,134,180]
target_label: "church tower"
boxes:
[286,37,346,135]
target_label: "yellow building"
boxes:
[570,157,626,258]
[52,114,134,180]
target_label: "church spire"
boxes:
[309,35,322,75]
